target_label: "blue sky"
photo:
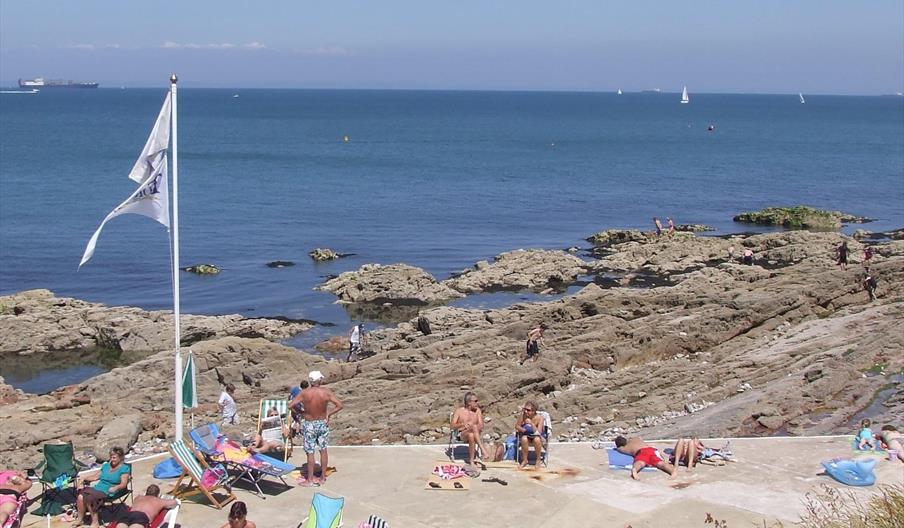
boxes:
[1,1,902,93]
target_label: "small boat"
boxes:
[680,86,689,104]
[617,89,623,95]
[0,89,38,94]
[799,92,806,104]
[233,94,239,98]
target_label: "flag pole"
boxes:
[170,73,183,441]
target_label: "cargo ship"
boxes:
[18,77,99,89]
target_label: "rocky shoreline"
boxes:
[1,229,902,469]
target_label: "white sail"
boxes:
[617,89,623,95]
[681,86,689,104]
[799,92,806,104]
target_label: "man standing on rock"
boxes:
[289,371,343,486]
[520,323,548,365]
[653,217,664,237]
[451,392,491,468]
[347,323,365,362]
[614,435,677,480]
[114,485,177,528]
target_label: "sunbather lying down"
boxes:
[0,470,32,526]
[248,408,286,455]
[669,438,733,469]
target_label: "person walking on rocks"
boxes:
[742,247,754,266]
[653,217,664,237]
[520,323,548,364]
[347,323,366,362]
[289,371,343,486]
[218,383,239,426]
[863,246,874,267]
[451,392,491,468]
[863,267,878,302]
[667,217,675,236]
[836,241,849,271]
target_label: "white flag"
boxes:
[79,156,170,268]
[128,93,172,184]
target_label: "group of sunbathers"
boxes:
[857,419,904,461]
[612,436,731,480]
[452,394,549,470]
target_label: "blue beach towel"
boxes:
[606,448,656,471]
[822,458,876,487]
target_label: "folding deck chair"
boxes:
[515,411,551,467]
[259,398,293,462]
[29,441,85,515]
[190,423,294,499]
[168,439,236,509]
[297,492,344,528]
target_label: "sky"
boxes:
[1,1,902,94]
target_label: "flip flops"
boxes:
[453,482,464,489]
[481,476,508,486]
[428,482,442,489]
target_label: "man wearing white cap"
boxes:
[288,370,343,486]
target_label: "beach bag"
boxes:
[153,457,183,479]
[503,435,517,460]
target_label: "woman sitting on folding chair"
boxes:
[515,401,546,469]
[248,408,287,455]
[75,447,131,528]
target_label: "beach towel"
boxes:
[822,458,876,487]
[432,464,466,480]
[605,448,656,471]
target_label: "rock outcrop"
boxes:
[309,248,341,262]
[733,206,871,230]
[443,249,588,293]
[317,264,464,304]
[182,264,220,274]
[2,230,903,470]
[0,290,312,356]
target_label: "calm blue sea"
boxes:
[2,89,903,331]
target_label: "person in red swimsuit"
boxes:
[614,436,677,480]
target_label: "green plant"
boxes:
[798,483,904,528]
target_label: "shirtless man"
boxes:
[451,392,491,468]
[614,435,676,480]
[115,485,177,528]
[288,370,343,486]
[653,217,663,237]
[520,323,548,364]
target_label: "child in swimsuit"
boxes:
[857,419,876,450]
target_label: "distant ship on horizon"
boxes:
[19,77,99,89]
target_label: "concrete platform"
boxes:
[20,436,904,528]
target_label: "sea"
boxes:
[1,89,903,393]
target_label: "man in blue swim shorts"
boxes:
[289,370,344,486]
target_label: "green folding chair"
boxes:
[29,441,85,516]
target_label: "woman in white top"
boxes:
[218,383,239,426]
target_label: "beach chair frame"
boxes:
[168,439,236,510]
[258,398,293,462]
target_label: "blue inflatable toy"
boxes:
[821,458,876,487]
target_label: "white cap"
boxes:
[309,370,324,382]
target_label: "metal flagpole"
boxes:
[170,74,184,441]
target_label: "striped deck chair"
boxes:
[259,398,293,462]
[168,439,236,509]
[297,492,344,528]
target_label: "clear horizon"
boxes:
[1,1,902,95]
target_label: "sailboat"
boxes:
[680,86,689,104]
[799,92,806,104]
[617,89,623,95]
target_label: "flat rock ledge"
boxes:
[443,249,589,293]
[317,263,465,304]
[0,289,312,356]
